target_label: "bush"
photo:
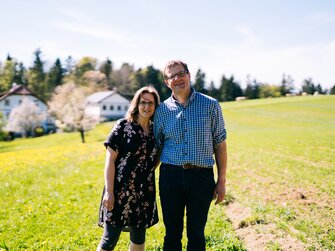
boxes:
[0,130,10,141]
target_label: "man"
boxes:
[154,60,227,251]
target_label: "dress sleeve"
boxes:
[103,119,125,152]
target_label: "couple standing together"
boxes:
[97,60,227,251]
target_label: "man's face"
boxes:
[164,64,191,95]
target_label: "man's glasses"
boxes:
[165,71,188,81]
[139,101,155,107]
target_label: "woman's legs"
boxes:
[129,227,146,251]
[129,241,145,251]
[97,223,122,251]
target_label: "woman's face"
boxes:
[138,92,156,119]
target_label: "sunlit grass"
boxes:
[1,95,334,250]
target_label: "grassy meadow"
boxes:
[0,95,334,250]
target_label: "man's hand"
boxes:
[213,181,226,205]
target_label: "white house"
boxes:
[85,90,130,121]
[0,84,55,134]
[0,84,48,118]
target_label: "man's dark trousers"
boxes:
[159,163,216,251]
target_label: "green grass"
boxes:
[1,94,334,250]
[223,95,335,250]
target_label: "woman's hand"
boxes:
[103,191,115,211]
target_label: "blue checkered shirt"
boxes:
[154,89,226,168]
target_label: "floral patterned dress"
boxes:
[98,118,158,229]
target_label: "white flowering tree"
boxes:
[6,98,46,137]
[48,82,98,143]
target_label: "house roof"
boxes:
[86,91,117,103]
[87,90,131,104]
[0,84,38,101]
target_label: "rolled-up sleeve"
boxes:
[212,101,226,145]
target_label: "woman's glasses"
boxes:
[139,101,155,107]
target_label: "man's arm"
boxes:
[213,140,227,205]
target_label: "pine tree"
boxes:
[46,58,65,94]
[219,75,243,101]
[99,58,113,89]
[193,69,207,94]
[301,78,316,94]
[27,49,47,101]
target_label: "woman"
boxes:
[97,86,160,251]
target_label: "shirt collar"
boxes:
[170,88,197,107]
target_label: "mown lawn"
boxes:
[1,95,334,250]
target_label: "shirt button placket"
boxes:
[183,114,188,160]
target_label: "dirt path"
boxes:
[225,202,305,251]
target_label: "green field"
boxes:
[1,95,334,250]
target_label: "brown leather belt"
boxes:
[182,163,201,169]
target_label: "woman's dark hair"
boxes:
[125,85,160,122]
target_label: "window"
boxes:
[4,99,10,106]
[102,105,106,110]
[110,105,114,111]
[117,105,121,111]
[125,105,128,111]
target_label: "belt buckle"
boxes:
[182,163,194,169]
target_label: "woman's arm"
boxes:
[102,146,118,211]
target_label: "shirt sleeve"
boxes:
[103,119,124,152]
[212,100,227,145]
[153,110,164,151]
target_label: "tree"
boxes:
[45,58,66,98]
[330,84,335,95]
[219,75,243,101]
[259,84,281,98]
[27,49,47,101]
[111,63,135,94]
[280,74,294,96]
[0,55,16,92]
[99,58,113,89]
[48,82,98,143]
[81,70,108,92]
[207,81,221,101]
[315,84,325,94]
[193,69,207,94]
[0,111,7,140]
[74,56,97,81]
[13,62,27,86]
[47,58,65,87]
[128,65,169,99]
[64,56,75,75]
[140,66,168,99]
[245,76,261,99]
[301,78,316,94]
[5,98,46,137]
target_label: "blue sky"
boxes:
[1,0,335,89]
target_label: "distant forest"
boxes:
[1,48,335,102]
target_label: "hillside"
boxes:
[0,95,334,250]
[221,95,335,250]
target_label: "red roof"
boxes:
[0,84,37,101]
